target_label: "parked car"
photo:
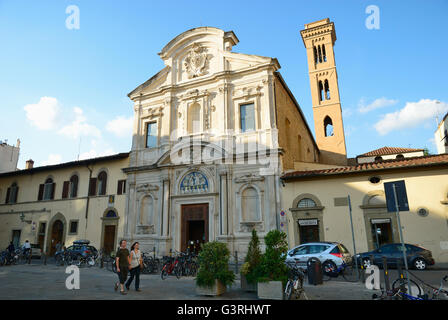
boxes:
[286,242,352,270]
[356,243,435,270]
[30,244,42,258]
[63,240,98,259]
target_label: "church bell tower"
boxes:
[300,18,347,165]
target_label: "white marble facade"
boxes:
[124,27,284,255]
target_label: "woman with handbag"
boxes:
[125,242,143,292]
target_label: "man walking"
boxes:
[114,240,130,295]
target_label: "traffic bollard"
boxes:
[382,257,392,300]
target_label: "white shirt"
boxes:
[130,250,141,269]
[23,242,31,249]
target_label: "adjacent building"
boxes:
[0,139,20,173]
[281,154,448,263]
[356,147,425,164]
[0,153,129,255]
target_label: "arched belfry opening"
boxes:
[324,116,334,137]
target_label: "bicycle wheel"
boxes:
[292,279,304,300]
[342,264,360,282]
[322,261,336,281]
[392,278,422,298]
[285,281,293,300]
[174,264,182,279]
[161,264,169,280]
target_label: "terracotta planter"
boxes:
[257,281,284,300]
[240,274,257,292]
[196,280,227,296]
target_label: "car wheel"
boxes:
[413,258,427,270]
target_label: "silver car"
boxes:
[286,242,352,270]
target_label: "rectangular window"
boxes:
[117,180,126,195]
[69,221,78,234]
[240,103,255,132]
[145,122,157,148]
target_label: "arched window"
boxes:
[297,198,317,208]
[140,196,154,225]
[97,171,107,196]
[105,210,117,218]
[318,45,322,63]
[241,187,260,222]
[322,44,327,62]
[69,175,78,198]
[319,81,324,102]
[187,103,201,134]
[374,156,383,163]
[396,154,404,160]
[5,182,18,204]
[324,79,330,100]
[324,116,334,137]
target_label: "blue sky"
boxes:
[1,0,447,168]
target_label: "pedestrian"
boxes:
[125,242,143,292]
[114,239,130,295]
[7,241,15,254]
[22,240,31,260]
[6,242,15,262]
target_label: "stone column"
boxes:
[161,178,170,236]
[219,171,228,235]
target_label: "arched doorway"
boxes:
[50,220,64,256]
[101,209,119,255]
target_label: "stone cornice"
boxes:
[129,62,278,101]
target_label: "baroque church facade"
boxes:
[123,19,347,255]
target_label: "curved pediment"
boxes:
[158,27,238,60]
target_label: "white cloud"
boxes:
[374,99,448,136]
[40,154,62,166]
[78,148,115,160]
[358,97,398,114]
[58,107,102,140]
[106,116,133,138]
[24,97,61,130]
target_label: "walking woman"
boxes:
[114,240,130,295]
[125,242,143,292]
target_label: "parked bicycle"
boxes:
[55,250,74,266]
[322,260,359,282]
[161,254,182,280]
[141,252,161,274]
[373,272,448,300]
[285,261,306,300]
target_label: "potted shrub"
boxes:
[195,241,235,296]
[241,229,262,292]
[256,230,289,300]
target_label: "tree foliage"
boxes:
[195,241,235,288]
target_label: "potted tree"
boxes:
[195,241,235,296]
[241,229,262,292]
[256,230,289,300]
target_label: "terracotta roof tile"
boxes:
[282,154,448,180]
[358,146,424,157]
